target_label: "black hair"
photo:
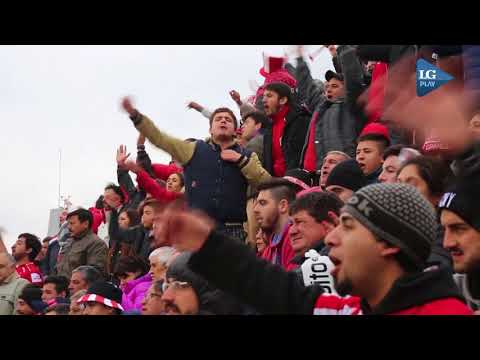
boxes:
[113,255,149,280]
[119,209,141,227]
[95,195,105,209]
[382,144,421,161]
[19,283,43,301]
[139,198,164,216]
[382,144,405,161]
[257,178,297,204]
[18,233,42,261]
[42,236,54,244]
[289,192,343,224]
[265,82,293,104]
[66,208,93,229]
[394,251,423,273]
[357,133,390,153]
[372,235,423,273]
[104,183,126,203]
[208,107,239,130]
[398,155,455,198]
[168,172,185,188]
[241,111,270,129]
[43,275,69,297]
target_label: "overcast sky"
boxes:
[0,45,334,249]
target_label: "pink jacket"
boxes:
[120,273,152,312]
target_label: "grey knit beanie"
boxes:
[343,183,437,269]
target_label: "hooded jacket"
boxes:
[453,272,480,312]
[121,273,152,312]
[188,230,472,315]
[167,252,251,315]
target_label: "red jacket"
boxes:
[89,207,105,235]
[152,162,183,181]
[136,169,182,203]
[366,62,388,124]
[261,223,295,271]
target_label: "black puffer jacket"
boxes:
[262,99,311,175]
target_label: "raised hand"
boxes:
[153,203,215,252]
[116,145,131,167]
[187,101,204,112]
[123,160,143,174]
[121,96,136,116]
[229,90,243,106]
[220,149,242,163]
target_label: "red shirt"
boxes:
[261,223,295,271]
[271,105,289,177]
[303,112,319,173]
[16,262,43,286]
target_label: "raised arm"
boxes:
[121,97,196,166]
[337,45,368,108]
[136,134,156,178]
[152,162,182,181]
[294,47,326,111]
[124,161,181,203]
[116,145,137,202]
[156,206,323,314]
[187,101,213,119]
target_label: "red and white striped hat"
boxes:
[77,293,124,312]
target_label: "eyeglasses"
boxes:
[162,280,191,293]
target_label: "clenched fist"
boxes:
[121,97,136,116]
[220,149,242,163]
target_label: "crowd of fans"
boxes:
[1,44,480,315]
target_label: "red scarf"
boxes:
[271,105,289,177]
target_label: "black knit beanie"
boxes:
[343,183,437,269]
[438,177,480,231]
[325,159,368,192]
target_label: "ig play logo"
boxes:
[416,59,454,97]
